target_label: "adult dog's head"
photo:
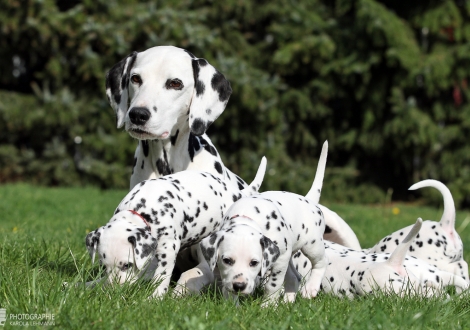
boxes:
[85,212,157,284]
[105,46,232,139]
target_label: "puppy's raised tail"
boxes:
[409,179,455,231]
[243,156,267,196]
[387,218,423,277]
[305,141,328,204]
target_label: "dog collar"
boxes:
[128,210,151,230]
[230,214,253,221]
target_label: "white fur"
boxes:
[85,158,266,297]
[367,179,469,282]
[293,219,468,298]
[200,141,329,305]
[105,46,242,191]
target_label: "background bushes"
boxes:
[1,0,470,205]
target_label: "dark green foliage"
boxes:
[1,0,470,205]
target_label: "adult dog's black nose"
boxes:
[233,282,247,292]
[129,107,151,125]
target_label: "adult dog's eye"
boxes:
[166,79,183,90]
[222,257,234,266]
[121,263,133,271]
[131,75,142,84]
[249,260,259,267]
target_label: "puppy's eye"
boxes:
[222,257,234,266]
[249,260,259,267]
[166,79,183,90]
[131,75,142,84]
[121,263,133,271]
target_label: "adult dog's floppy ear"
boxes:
[85,228,103,264]
[199,232,225,270]
[105,51,138,128]
[188,57,232,136]
[260,235,280,277]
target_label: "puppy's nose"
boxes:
[129,107,151,125]
[233,282,247,292]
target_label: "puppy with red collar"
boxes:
[85,158,266,297]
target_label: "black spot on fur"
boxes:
[105,51,137,105]
[214,161,223,174]
[211,70,232,102]
[324,225,332,234]
[170,129,179,146]
[191,118,206,136]
[192,60,205,96]
[142,140,149,157]
[128,236,136,247]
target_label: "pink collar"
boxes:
[230,214,253,221]
[128,210,151,229]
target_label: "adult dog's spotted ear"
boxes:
[260,235,280,277]
[199,232,224,270]
[85,228,104,264]
[188,55,232,136]
[105,52,138,128]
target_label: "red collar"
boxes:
[128,210,151,229]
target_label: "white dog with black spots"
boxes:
[367,180,469,282]
[105,45,361,251]
[199,142,330,305]
[106,45,246,191]
[85,157,266,297]
[293,218,468,298]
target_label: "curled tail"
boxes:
[409,179,455,231]
[305,141,328,204]
[242,156,267,196]
[387,218,423,276]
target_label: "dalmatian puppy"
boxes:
[106,45,246,191]
[199,141,329,305]
[84,157,266,297]
[367,179,469,282]
[293,218,469,298]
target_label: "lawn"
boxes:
[0,183,469,329]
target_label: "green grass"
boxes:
[0,183,469,329]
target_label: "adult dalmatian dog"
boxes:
[367,180,469,282]
[199,141,329,305]
[105,45,361,251]
[85,158,266,297]
[292,219,469,298]
[106,45,245,191]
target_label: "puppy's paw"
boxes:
[300,286,319,299]
[284,292,296,303]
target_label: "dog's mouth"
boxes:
[127,128,156,139]
[127,127,169,140]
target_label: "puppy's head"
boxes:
[85,213,157,284]
[105,46,231,139]
[200,225,280,298]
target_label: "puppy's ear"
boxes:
[105,51,138,128]
[199,232,224,270]
[129,230,157,260]
[260,235,280,277]
[85,228,103,264]
[188,56,232,136]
